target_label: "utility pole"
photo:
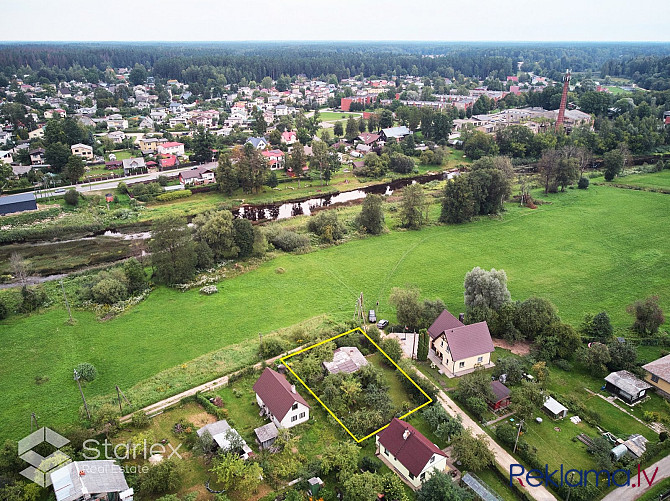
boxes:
[74,369,91,420]
[60,280,73,323]
[513,419,525,453]
[116,385,131,412]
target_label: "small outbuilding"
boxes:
[197,420,252,459]
[488,381,511,411]
[323,346,369,374]
[611,444,628,461]
[543,396,568,419]
[254,422,279,450]
[0,192,37,215]
[604,370,652,405]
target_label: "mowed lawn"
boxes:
[612,170,670,190]
[1,185,669,441]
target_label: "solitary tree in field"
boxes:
[463,266,511,311]
[399,183,427,230]
[358,193,385,234]
[627,296,665,336]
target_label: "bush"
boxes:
[157,175,169,186]
[155,190,192,202]
[132,412,150,429]
[306,211,346,243]
[74,362,98,382]
[64,189,80,206]
[0,299,8,320]
[117,182,128,194]
[259,337,285,358]
[577,176,590,189]
[91,278,128,304]
[18,285,48,313]
[495,422,518,447]
[264,227,310,252]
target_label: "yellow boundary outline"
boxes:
[280,327,433,442]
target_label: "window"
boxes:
[429,456,435,463]
[459,361,465,368]
[292,403,298,410]
[384,448,389,457]
[299,412,305,419]
[291,415,297,422]
[477,356,483,363]
[409,473,415,480]
[652,375,660,383]
[440,340,444,347]
[420,472,426,481]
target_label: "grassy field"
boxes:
[317,111,363,122]
[1,185,670,442]
[612,170,670,190]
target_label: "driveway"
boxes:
[601,455,670,501]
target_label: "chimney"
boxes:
[291,384,296,394]
[402,429,410,440]
[459,313,465,323]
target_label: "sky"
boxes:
[1,0,669,42]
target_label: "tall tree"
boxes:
[288,142,307,187]
[190,127,214,164]
[63,155,85,184]
[345,116,359,140]
[399,183,427,230]
[217,153,239,196]
[149,215,197,285]
[358,193,385,235]
[440,175,475,224]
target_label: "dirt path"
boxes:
[493,338,532,356]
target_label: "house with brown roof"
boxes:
[253,368,310,429]
[642,354,670,398]
[489,381,511,411]
[179,166,214,185]
[376,418,448,489]
[427,309,495,377]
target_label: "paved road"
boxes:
[413,370,557,501]
[34,162,218,198]
[601,455,670,501]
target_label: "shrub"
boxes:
[0,299,8,320]
[91,278,128,304]
[577,177,590,189]
[64,189,80,206]
[259,337,285,358]
[74,362,98,382]
[306,211,346,243]
[117,182,128,194]
[495,422,518,447]
[157,175,169,186]
[155,190,192,202]
[264,227,309,252]
[132,412,150,429]
[18,285,48,313]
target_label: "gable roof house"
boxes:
[197,420,252,459]
[322,347,369,374]
[380,126,411,142]
[604,370,652,405]
[261,149,285,170]
[0,192,38,215]
[122,157,146,175]
[543,396,568,419]
[642,354,670,398]
[71,143,93,160]
[253,368,310,429]
[157,141,185,156]
[179,166,215,185]
[246,136,268,150]
[427,309,495,377]
[489,381,511,410]
[376,418,448,489]
[50,460,133,501]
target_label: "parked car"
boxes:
[368,310,376,322]
[377,319,389,330]
[54,188,66,195]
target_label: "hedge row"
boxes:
[155,190,192,202]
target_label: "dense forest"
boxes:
[1,42,670,86]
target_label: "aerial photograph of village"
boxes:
[0,1,669,500]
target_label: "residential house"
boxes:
[107,115,128,130]
[261,149,285,170]
[107,131,126,144]
[427,309,495,376]
[253,368,310,429]
[488,381,511,411]
[254,422,279,450]
[196,420,252,459]
[157,142,185,156]
[246,137,268,150]
[13,164,33,177]
[642,354,670,398]
[71,143,94,160]
[28,127,45,140]
[50,460,133,501]
[159,154,179,169]
[543,396,568,419]
[281,130,297,144]
[322,347,369,375]
[0,193,38,215]
[150,109,167,122]
[29,148,45,165]
[169,102,185,115]
[179,166,215,185]
[122,157,146,175]
[0,131,12,145]
[376,418,448,489]
[604,370,652,405]
[0,150,14,165]
[138,137,164,154]
[380,126,411,142]
[139,116,154,130]
[275,104,289,116]
[168,116,189,129]
[357,132,381,146]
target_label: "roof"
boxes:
[71,143,92,150]
[254,422,279,444]
[623,434,648,458]
[377,418,446,477]
[358,132,380,144]
[161,141,184,148]
[261,149,284,158]
[605,370,652,396]
[197,420,251,454]
[160,154,178,168]
[427,310,464,340]
[443,322,494,361]
[543,396,568,415]
[122,157,146,170]
[382,126,410,138]
[461,472,504,501]
[253,368,309,421]
[643,354,670,383]
[323,347,369,374]
[246,137,266,148]
[490,381,510,403]
[0,192,36,206]
[180,166,212,180]
[50,461,130,501]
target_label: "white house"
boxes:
[179,166,215,185]
[71,143,94,160]
[196,420,252,459]
[157,142,185,156]
[376,418,448,490]
[253,368,310,429]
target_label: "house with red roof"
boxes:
[376,418,448,489]
[427,309,495,377]
[253,368,310,429]
[157,141,185,156]
[261,149,285,171]
[159,154,179,169]
[281,130,297,145]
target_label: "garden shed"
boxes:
[543,397,568,419]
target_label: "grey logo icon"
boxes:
[18,427,70,487]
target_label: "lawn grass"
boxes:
[476,467,524,501]
[612,170,670,190]
[105,150,135,161]
[2,185,670,443]
[317,111,363,122]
